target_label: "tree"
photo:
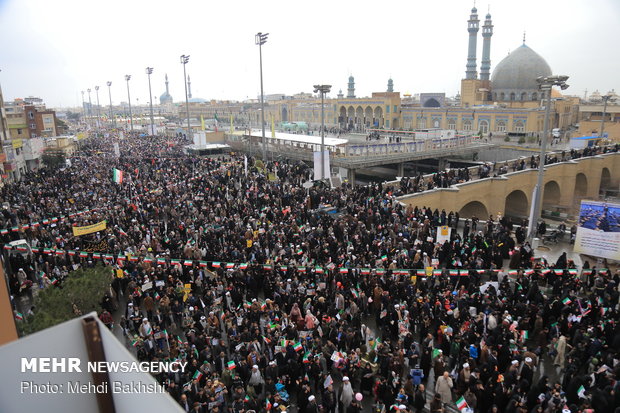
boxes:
[41,147,66,169]
[17,265,114,336]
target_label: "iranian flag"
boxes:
[239,263,248,270]
[417,269,426,276]
[129,256,139,262]
[381,255,388,261]
[192,371,203,381]
[143,257,153,264]
[524,269,534,275]
[211,262,221,268]
[15,312,23,321]
[302,351,311,363]
[339,268,348,274]
[227,360,236,370]
[433,270,442,276]
[263,264,273,271]
[266,398,272,410]
[520,330,529,341]
[361,268,371,275]
[157,258,167,265]
[293,342,303,352]
[183,260,193,267]
[199,261,208,267]
[170,259,181,266]
[508,270,518,276]
[351,289,359,298]
[112,168,124,184]
[562,297,572,305]
[262,335,271,344]
[376,269,386,275]
[0,228,7,234]
[79,252,88,258]
[554,269,564,275]
[315,267,324,274]
[225,262,235,269]
[456,396,468,411]
[449,270,458,276]
[280,265,288,272]
[578,385,586,399]
[297,266,306,273]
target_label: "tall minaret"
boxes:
[187,75,192,99]
[347,75,355,98]
[165,74,170,94]
[387,78,394,92]
[465,6,480,79]
[480,11,493,80]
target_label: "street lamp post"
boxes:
[87,88,92,128]
[255,32,268,161]
[106,81,114,128]
[146,67,155,136]
[125,75,133,133]
[599,94,613,141]
[94,86,101,128]
[313,85,332,180]
[81,91,85,124]
[180,55,191,140]
[526,75,569,241]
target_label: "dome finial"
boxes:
[523,31,526,44]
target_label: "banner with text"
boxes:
[72,220,107,237]
[573,200,620,260]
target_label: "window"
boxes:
[417,118,426,129]
[393,105,397,113]
[433,119,440,128]
[30,123,36,129]
[531,92,538,101]
[28,112,34,119]
[447,119,456,130]
[496,120,506,132]
[510,93,516,101]
[515,121,525,133]
[17,129,22,135]
[385,120,390,128]
[386,105,390,114]
[463,120,472,131]
[500,92,505,100]
[520,92,527,101]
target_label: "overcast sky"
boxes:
[1,0,618,108]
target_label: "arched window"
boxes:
[520,92,527,101]
[515,121,525,133]
[447,119,456,130]
[417,118,426,129]
[510,93,516,101]
[463,119,472,131]
[433,119,440,128]
[531,92,538,101]
[496,120,506,132]
[500,92,505,100]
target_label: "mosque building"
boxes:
[166,7,582,137]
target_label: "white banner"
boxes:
[573,200,620,261]
[313,150,330,180]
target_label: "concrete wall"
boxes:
[397,152,620,218]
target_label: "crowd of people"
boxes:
[394,144,619,197]
[2,133,619,413]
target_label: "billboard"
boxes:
[573,201,620,261]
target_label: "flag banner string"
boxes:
[2,243,606,277]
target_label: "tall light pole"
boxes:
[94,86,101,128]
[81,91,85,124]
[180,55,191,140]
[255,32,268,160]
[106,81,114,128]
[527,75,569,241]
[125,75,133,133]
[313,85,332,180]
[146,67,155,136]
[87,88,92,128]
[599,94,614,141]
